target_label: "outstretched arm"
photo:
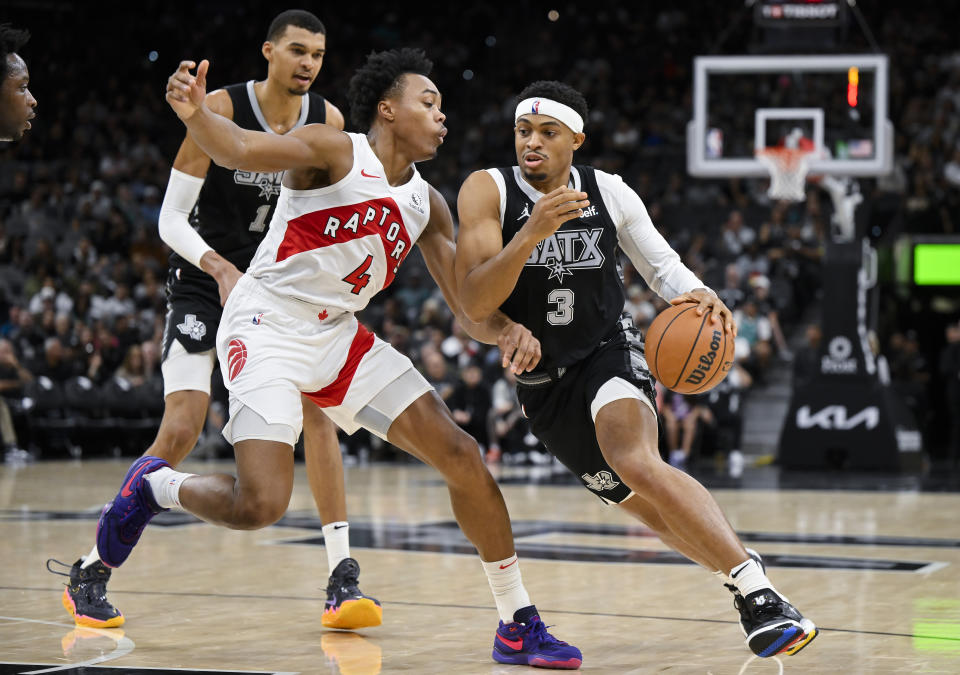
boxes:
[165,59,351,173]
[419,186,541,373]
[455,170,588,322]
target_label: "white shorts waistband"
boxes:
[235,274,348,324]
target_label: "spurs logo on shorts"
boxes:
[177,314,207,341]
[581,470,620,492]
[227,338,247,382]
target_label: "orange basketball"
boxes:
[644,303,735,394]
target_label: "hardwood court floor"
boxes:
[1,458,959,673]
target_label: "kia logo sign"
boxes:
[796,405,880,430]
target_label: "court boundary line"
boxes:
[4,587,959,644]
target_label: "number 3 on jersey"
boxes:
[343,255,374,295]
[547,288,574,325]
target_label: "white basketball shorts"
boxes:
[217,275,432,445]
[161,340,217,397]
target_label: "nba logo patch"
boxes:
[252,313,264,325]
[532,99,540,114]
[227,338,247,382]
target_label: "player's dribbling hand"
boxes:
[669,288,737,336]
[523,187,590,242]
[498,321,542,374]
[165,59,209,120]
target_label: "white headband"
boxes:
[514,97,584,134]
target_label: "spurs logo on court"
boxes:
[176,314,207,341]
[227,338,247,382]
[581,470,620,492]
[233,169,282,199]
[525,227,605,282]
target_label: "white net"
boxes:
[756,148,812,202]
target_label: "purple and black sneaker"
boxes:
[96,455,170,568]
[492,605,582,669]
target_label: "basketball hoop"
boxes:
[756,147,813,202]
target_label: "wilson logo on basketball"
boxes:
[685,330,722,386]
[227,338,247,382]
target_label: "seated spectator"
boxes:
[30,336,81,383]
[115,344,146,387]
[0,338,33,454]
[658,385,702,470]
[691,360,753,477]
[719,209,756,264]
[717,263,746,312]
[486,369,528,464]
[28,277,73,317]
[420,346,455,401]
[448,360,491,451]
[733,299,774,379]
[749,275,791,360]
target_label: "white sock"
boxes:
[481,554,531,624]
[80,544,100,569]
[729,558,778,598]
[322,521,351,574]
[144,466,195,509]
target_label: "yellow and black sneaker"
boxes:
[322,558,382,630]
[47,558,124,628]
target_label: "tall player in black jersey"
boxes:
[52,10,381,633]
[456,81,818,659]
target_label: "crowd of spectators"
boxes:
[1,2,957,464]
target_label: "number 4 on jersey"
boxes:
[343,254,374,295]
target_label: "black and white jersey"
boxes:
[492,165,625,370]
[488,165,702,371]
[168,81,327,295]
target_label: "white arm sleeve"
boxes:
[158,168,212,269]
[596,171,706,301]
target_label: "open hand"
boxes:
[523,187,590,242]
[498,321,541,373]
[669,288,737,336]
[165,59,209,120]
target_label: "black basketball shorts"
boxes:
[161,268,222,360]
[516,318,658,505]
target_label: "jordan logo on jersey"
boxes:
[233,170,282,199]
[525,227,605,282]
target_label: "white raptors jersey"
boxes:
[246,132,431,314]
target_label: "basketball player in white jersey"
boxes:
[95,49,581,668]
[455,80,817,659]
[50,11,381,634]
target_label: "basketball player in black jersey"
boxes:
[0,23,37,142]
[50,10,381,633]
[456,80,818,659]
